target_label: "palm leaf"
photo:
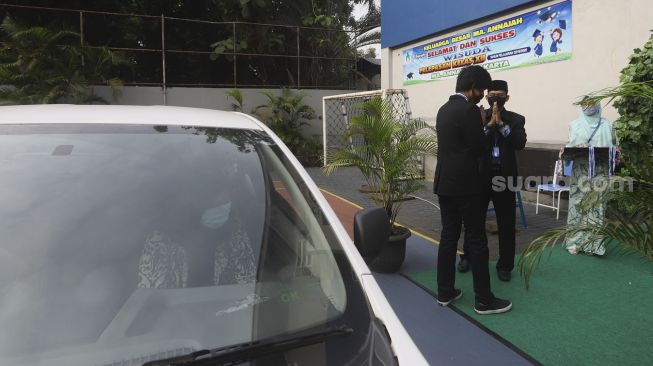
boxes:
[324,97,437,227]
[519,173,653,289]
[225,89,245,111]
[576,81,653,107]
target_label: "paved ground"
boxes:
[307,166,566,261]
[321,182,536,365]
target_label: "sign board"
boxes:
[403,0,573,85]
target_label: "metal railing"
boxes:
[0,3,361,102]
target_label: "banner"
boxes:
[402,0,573,85]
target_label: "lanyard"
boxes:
[588,146,618,178]
[588,146,595,178]
[609,146,617,176]
[587,119,603,144]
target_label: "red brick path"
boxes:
[320,189,362,240]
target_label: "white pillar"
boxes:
[381,47,393,90]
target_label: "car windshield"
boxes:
[0,124,367,365]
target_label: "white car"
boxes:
[0,105,426,366]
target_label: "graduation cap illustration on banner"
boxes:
[558,19,567,30]
[537,7,560,24]
[532,29,543,38]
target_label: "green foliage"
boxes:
[579,32,653,176]
[296,135,323,166]
[357,47,377,59]
[207,0,359,87]
[225,88,320,163]
[253,88,317,156]
[324,98,437,228]
[225,89,245,111]
[3,1,364,87]
[0,16,126,105]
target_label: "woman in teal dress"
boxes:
[565,102,616,255]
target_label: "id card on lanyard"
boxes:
[491,131,501,171]
[492,132,500,158]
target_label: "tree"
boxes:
[0,16,126,104]
[2,0,363,88]
[351,0,380,49]
[209,0,359,87]
[358,47,377,58]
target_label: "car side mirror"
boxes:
[353,207,390,259]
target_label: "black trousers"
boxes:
[437,194,493,302]
[461,187,516,272]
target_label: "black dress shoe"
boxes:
[436,289,463,306]
[457,257,470,273]
[474,297,512,315]
[497,270,511,282]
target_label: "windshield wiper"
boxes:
[142,325,353,366]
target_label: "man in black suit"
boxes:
[434,66,512,314]
[457,80,527,282]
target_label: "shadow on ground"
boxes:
[307,166,566,260]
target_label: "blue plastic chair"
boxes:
[536,160,570,220]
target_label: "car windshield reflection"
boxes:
[0,124,349,365]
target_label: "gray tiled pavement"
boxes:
[307,166,565,260]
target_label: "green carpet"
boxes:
[406,247,653,366]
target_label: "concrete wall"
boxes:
[93,86,352,138]
[382,0,653,180]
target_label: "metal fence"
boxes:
[322,89,425,176]
[0,3,361,101]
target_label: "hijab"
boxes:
[567,104,616,147]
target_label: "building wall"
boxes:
[381,0,536,48]
[382,0,653,179]
[93,86,352,138]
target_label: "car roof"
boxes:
[0,104,264,130]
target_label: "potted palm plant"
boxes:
[324,97,437,272]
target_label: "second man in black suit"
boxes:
[457,80,527,282]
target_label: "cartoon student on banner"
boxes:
[533,29,544,57]
[550,20,566,54]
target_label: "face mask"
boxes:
[487,96,506,108]
[201,202,231,230]
[582,104,600,116]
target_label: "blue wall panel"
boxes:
[381,0,541,48]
